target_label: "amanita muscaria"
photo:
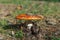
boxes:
[16,14,44,29]
[16,14,44,37]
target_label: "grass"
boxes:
[52,37,60,40]
[0,19,7,26]
[45,35,60,40]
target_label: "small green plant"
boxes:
[45,35,60,40]
[0,19,7,27]
[51,36,60,40]
[15,30,24,38]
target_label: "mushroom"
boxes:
[16,14,44,40]
[16,14,44,29]
[16,14,44,30]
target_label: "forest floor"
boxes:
[0,1,60,40]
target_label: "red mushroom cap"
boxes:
[16,14,44,20]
